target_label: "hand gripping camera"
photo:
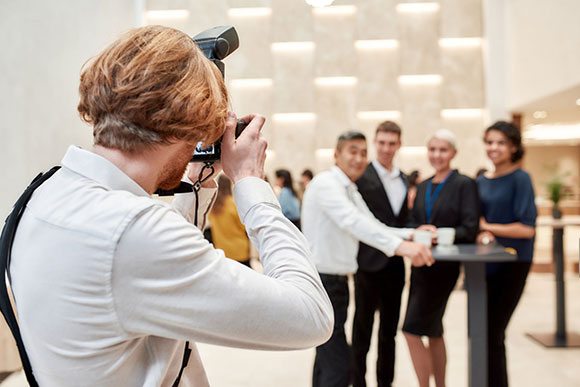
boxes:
[190,26,247,162]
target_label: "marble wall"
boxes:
[145,0,488,181]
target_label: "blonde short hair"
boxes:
[78,25,228,153]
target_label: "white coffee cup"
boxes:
[437,227,456,246]
[414,230,433,247]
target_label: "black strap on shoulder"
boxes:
[1,166,193,386]
[0,166,61,387]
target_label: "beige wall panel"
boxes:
[315,85,358,149]
[440,0,482,38]
[227,0,271,7]
[356,0,398,39]
[272,50,315,113]
[399,85,442,146]
[313,12,357,77]
[266,120,317,177]
[398,12,439,74]
[272,0,313,42]
[226,14,272,79]
[442,116,487,176]
[441,47,484,108]
[228,85,273,140]
[357,49,400,110]
[184,1,229,35]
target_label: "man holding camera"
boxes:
[7,26,333,386]
[301,130,434,387]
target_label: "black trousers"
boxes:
[351,259,405,387]
[313,274,350,387]
[487,262,531,387]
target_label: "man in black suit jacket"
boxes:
[352,121,409,387]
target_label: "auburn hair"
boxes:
[78,25,228,153]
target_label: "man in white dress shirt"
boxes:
[8,25,333,387]
[301,131,434,387]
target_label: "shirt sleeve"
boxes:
[513,171,537,227]
[112,177,333,351]
[313,177,406,256]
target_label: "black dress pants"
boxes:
[313,274,350,387]
[351,259,405,387]
[486,261,531,387]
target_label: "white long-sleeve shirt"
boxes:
[10,146,333,387]
[301,166,413,275]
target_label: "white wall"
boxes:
[0,0,140,218]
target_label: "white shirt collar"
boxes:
[372,160,400,180]
[330,165,356,188]
[61,145,150,197]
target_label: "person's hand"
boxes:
[187,162,222,189]
[477,231,495,245]
[221,112,268,183]
[395,240,435,267]
[414,224,438,244]
[479,217,489,231]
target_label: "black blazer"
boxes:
[411,170,479,243]
[355,163,410,271]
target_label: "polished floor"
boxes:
[3,269,579,387]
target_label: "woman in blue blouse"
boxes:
[275,169,301,229]
[476,121,537,387]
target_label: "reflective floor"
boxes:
[3,270,579,386]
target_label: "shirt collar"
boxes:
[61,145,150,197]
[372,160,400,180]
[330,165,356,189]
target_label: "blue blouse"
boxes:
[278,187,300,221]
[476,169,537,268]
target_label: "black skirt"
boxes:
[402,261,460,337]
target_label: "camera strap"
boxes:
[0,166,60,387]
[0,164,216,386]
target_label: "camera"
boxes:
[191,26,247,163]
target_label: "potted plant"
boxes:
[546,176,564,219]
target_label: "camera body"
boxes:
[191,26,247,162]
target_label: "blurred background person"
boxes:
[352,120,410,387]
[402,129,479,387]
[208,174,251,268]
[275,169,301,229]
[476,121,537,387]
[300,169,314,191]
[407,170,420,210]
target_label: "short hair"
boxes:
[484,121,524,162]
[428,129,457,150]
[375,120,401,138]
[78,25,228,153]
[301,169,313,180]
[336,130,366,151]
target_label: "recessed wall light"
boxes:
[398,75,442,85]
[230,79,273,88]
[524,124,580,141]
[228,8,272,17]
[532,111,548,119]
[576,98,580,106]
[396,3,440,13]
[314,77,358,86]
[398,146,427,155]
[315,149,335,158]
[145,9,189,19]
[305,0,335,7]
[271,42,315,52]
[357,111,401,120]
[312,5,357,15]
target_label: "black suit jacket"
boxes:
[411,170,479,243]
[355,163,410,272]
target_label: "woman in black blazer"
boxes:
[402,129,479,387]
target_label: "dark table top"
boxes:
[432,243,518,262]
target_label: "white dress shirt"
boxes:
[301,166,413,275]
[371,160,407,217]
[10,146,332,387]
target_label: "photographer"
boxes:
[8,25,332,386]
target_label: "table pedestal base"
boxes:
[526,332,580,348]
